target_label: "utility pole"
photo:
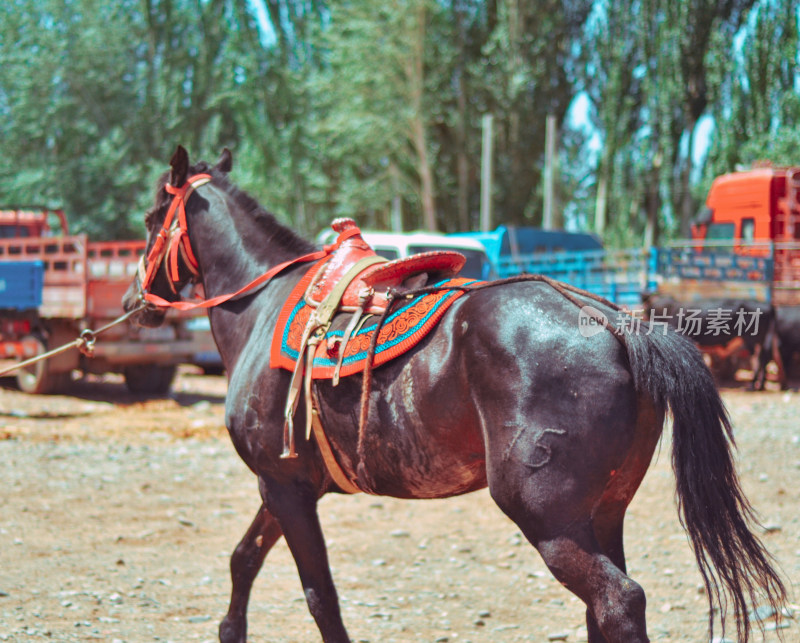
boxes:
[390,162,402,232]
[480,114,494,232]
[543,114,557,229]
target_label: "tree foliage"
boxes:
[1,0,798,245]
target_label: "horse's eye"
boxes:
[144,208,158,228]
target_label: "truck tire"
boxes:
[124,364,177,395]
[15,334,66,394]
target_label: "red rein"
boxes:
[138,175,358,311]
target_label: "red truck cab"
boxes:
[691,166,800,303]
[693,166,800,245]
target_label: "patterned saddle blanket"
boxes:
[269,257,477,379]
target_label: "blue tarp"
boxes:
[0,260,45,310]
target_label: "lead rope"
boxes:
[0,304,148,378]
[354,274,628,493]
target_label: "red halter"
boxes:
[137,176,360,311]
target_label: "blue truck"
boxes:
[450,225,654,306]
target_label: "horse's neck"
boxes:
[194,193,308,368]
[196,197,303,300]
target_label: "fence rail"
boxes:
[494,240,800,305]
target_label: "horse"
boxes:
[641,292,785,390]
[122,146,786,643]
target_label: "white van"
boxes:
[317,229,495,281]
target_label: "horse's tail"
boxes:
[625,328,787,642]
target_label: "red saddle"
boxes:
[271,217,471,462]
[307,218,466,314]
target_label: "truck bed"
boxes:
[0,236,147,320]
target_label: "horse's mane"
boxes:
[189,160,317,256]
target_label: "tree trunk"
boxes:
[595,160,610,237]
[644,151,662,248]
[679,116,698,237]
[413,118,438,231]
[407,1,437,230]
[456,71,470,231]
[454,7,470,232]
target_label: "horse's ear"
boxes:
[216,148,233,173]
[169,145,189,187]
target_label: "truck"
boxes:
[0,207,218,394]
[644,165,800,385]
[450,225,653,306]
[446,166,800,310]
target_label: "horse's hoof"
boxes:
[219,618,245,643]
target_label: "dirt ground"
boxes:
[0,367,798,643]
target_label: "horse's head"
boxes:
[122,145,233,326]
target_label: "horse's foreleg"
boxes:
[219,503,282,643]
[264,484,350,643]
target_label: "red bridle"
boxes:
[139,173,211,295]
[137,175,359,311]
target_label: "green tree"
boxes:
[304,0,442,231]
[0,0,262,238]
[473,0,592,228]
[704,0,800,184]
[584,0,758,245]
[581,0,643,239]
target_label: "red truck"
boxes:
[649,165,800,385]
[0,207,218,394]
[650,165,800,304]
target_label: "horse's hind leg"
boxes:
[489,449,649,643]
[219,503,283,643]
[484,408,653,642]
[534,524,647,643]
[494,478,646,642]
[583,510,635,642]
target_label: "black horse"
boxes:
[123,147,786,643]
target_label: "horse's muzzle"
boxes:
[122,279,167,328]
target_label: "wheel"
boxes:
[15,334,67,394]
[123,364,177,395]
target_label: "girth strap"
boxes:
[310,395,362,494]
